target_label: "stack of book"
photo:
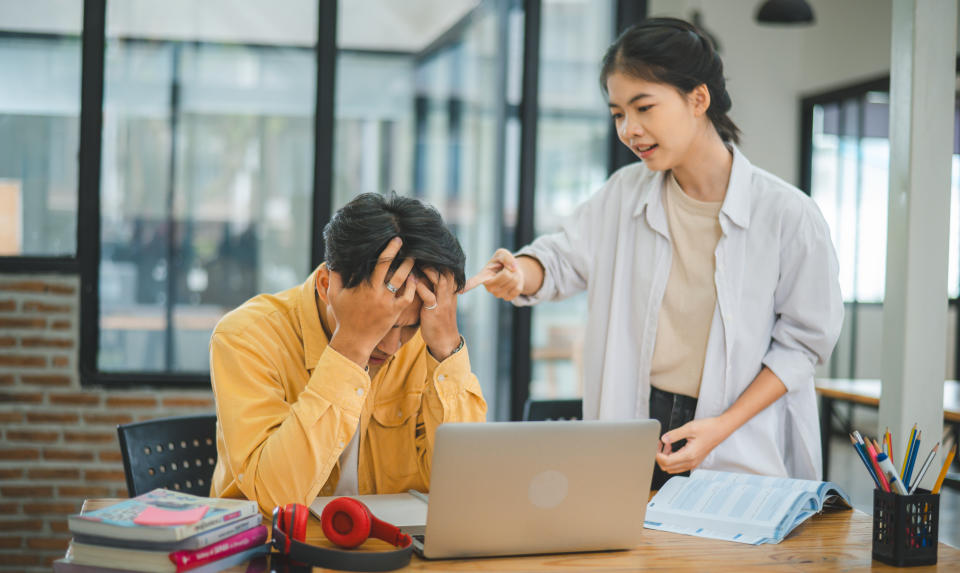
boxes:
[54,489,268,573]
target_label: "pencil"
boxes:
[908,443,940,495]
[932,445,956,495]
[901,424,917,481]
[904,431,921,489]
[885,428,893,459]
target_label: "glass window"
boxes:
[528,0,614,400]
[809,92,960,303]
[334,0,519,416]
[0,0,82,256]
[97,0,317,373]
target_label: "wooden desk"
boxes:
[75,499,960,571]
[816,378,960,488]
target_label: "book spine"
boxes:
[176,505,259,540]
[181,514,261,549]
[169,525,267,572]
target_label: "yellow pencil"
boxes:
[885,428,893,459]
[932,445,957,494]
[901,424,917,481]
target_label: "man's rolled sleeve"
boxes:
[300,346,371,421]
[424,345,484,407]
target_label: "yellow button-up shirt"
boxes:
[209,267,487,513]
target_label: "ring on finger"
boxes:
[385,282,399,294]
[424,302,438,310]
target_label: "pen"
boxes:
[908,443,940,495]
[850,434,883,490]
[877,453,908,495]
[901,424,917,481]
[932,445,957,495]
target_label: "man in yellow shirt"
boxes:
[209,193,487,513]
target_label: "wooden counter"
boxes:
[74,498,960,571]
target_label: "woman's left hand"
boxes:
[655,416,732,475]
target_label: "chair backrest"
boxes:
[522,399,583,421]
[116,414,218,497]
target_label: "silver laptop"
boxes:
[411,419,660,559]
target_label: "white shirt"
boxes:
[515,146,843,480]
[333,428,360,496]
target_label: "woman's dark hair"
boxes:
[323,192,466,291]
[599,17,741,145]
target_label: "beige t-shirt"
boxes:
[649,173,723,398]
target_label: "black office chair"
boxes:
[117,414,218,497]
[522,398,583,421]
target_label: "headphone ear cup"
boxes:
[320,497,373,549]
[285,503,309,542]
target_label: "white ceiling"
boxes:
[0,0,480,53]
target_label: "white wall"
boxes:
[648,0,894,185]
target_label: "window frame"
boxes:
[76,0,337,388]
[0,25,84,272]
[0,0,647,418]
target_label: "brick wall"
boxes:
[0,274,216,571]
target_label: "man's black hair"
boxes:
[323,192,466,291]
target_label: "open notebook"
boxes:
[311,493,427,533]
[644,469,851,545]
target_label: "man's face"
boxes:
[316,264,423,366]
[367,297,422,366]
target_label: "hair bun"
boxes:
[714,85,732,113]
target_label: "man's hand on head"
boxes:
[416,267,462,361]
[326,237,417,368]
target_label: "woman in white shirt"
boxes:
[467,18,843,488]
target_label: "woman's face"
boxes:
[605,71,707,171]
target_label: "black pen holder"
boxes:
[872,488,939,567]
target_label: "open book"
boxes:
[644,469,851,545]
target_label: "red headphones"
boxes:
[271,498,413,572]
